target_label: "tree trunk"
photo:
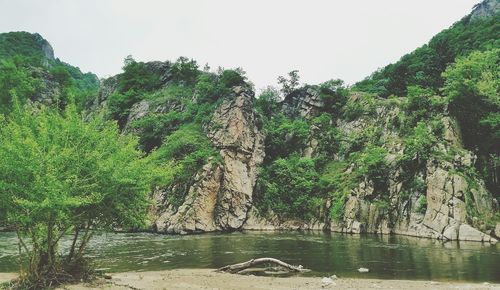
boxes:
[216,258,308,274]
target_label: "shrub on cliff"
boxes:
[256,155,322,220]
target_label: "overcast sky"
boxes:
[0,0,480,91]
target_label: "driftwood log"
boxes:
[216,258,309,274]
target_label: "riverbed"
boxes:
[0,231,498,282]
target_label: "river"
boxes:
[0,231,498,282]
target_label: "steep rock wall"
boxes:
[246,91,498,243]
[153,86,265,233]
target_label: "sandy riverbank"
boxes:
[1,269,499,290]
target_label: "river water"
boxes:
[0,231,498,282]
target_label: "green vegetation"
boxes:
[256,155,322,220]
[355,14,499,97]
[0,32,52,60]
[0,102,155,289]
[0,4,499,287]
[0,56,40,113]
[108,56,249,208]
[415,196,428,214]
[443,49,499,151]
[150,124,220,208]
[0,32,99,112]
[320,161,354,221]
[442,48,499,196]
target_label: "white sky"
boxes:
[0,0,480,91]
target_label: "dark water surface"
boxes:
[0,231,499,282]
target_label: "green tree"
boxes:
[0,56,38,113]
[443,48,499,152]
[257,155,321,220]
[170,56,200,85]
[277,70,300,96]
[442,48,499,196]
[255,86,281,119]
[0,103,155,289]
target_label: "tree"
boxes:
[0,56,39,113]
[257,155,322,220]
[442,48,499,196]
[170,56,200,85]
[255,86,281,118]
[277,70,300,96]
[0,102,155,288]
[442,48,499,153]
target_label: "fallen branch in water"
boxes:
[216,258,309,274]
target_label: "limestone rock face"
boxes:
[470,0,500,21]
[154,86,265,233]
[250,91,497,242]
[32,33,55,60]
[282,87,324,119]
[331,104,497,242]
[207,86,265,230]
[154,162,222,234]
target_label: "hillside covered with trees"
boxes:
[0,1,498,288]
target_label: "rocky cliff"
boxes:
[153,86,265,233]
[81,0,499,241]
[244,90,498,243]
[90,63,498,242]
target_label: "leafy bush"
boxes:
[170,56,200,85]
[319,161,354,221]
[119,56,162,93]
[0,56,39,112]
[256,155,322,220]
[415,196,428,214]
[342,93,376,121]
[151,124,219,207]
[107,89,143,126]
[263,114,310,162]
[351,145,389,188]
[0,103,154,288]
[443,48,499,152]
[255,86,281,119]
[318,79,349,115]
[131,111,187,152]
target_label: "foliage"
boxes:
[131,110,186,152]
[0,56,39,112]
[119,55,162,93]
[401,122,437,165]
[255,86,281,119]
[317,79,349,115]
[150,124,220,208]
[0,103,154,288]
[355,14,500,97]
[53,60,99,110]
[277,70,300,96]
[319,161,354,221]
[170,56,200,85]
[442,48,499,196]
[341,93,376,121]
[350,145,389,188]
[263,113,310,162]
[311,113,341,159]
[219,68,247,88]
[256,155,322,220]
[0,32,99,112]
[442,48,499,151]
[415,196,428,214]
[0,32,51,60]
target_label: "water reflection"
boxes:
[0,231,498,282]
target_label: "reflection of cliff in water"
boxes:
[0,231,498,282]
